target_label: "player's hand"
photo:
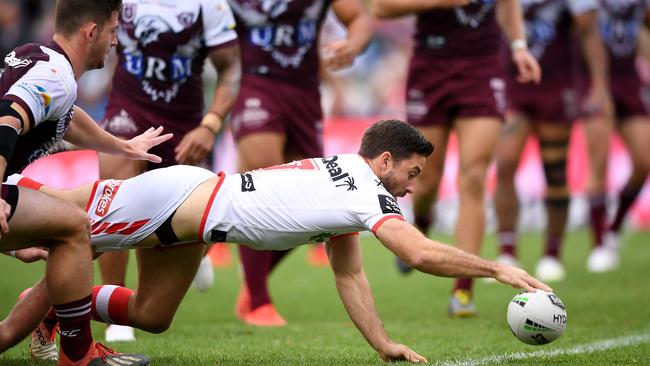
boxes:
[494,263,552,293]
[583,85,614,118]
[123,126,173,163]
[174,126,216,165]
[13,247,48,263]
[512,48,541,84]
[322,39,360,71]
[379,342,428,363]
[0,197,11,237]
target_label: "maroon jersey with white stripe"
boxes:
[228,0,332,87]
[105,0,237,127]
[413,1,500,57]
[0,42,77,177]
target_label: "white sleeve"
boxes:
[201,0,238,49]
[567,0,598,15]
[4,62,76,127]
[353,190,405,234]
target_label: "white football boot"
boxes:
[192,255,214,292]
[535,256,566,283]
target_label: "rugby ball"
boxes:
[507,290,567,345]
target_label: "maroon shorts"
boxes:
[406,53,507,126]
[1,185,18,222]
[102,104,201,169]
[231,74,324,158]
[507,78,579,123]
[611,76,650,120]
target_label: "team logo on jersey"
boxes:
[321,156,357,191]
[35,85,52,114]
[4,51,32,68]
[95,180,123,217]
[177,12,195,28]
[122,3,137,24]
[241,173,256,192]
[309,232,334,242]
[378,195,402,215]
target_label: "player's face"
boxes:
[87,12,118,70]
[380,154,426,198]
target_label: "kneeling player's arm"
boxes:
[0,100,29,177]
[326,236,392,353]
[376,218,499,278]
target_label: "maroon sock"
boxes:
[239,246,273,310]
[544,234,562,258]
[43,307,58,331]
[589,194,607,247]
[54,295,93,361]
[610,184,643,233]
[453,278,473,293]
[498,230,517,257]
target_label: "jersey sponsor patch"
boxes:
[322,155,357,191]
[378,194,402,215]
[95,180,123,217]
[241,173,256,192]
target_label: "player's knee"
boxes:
[496,159,518,183]
[459,169,486,199]
[138,316,172,334]
[62,206,91,242]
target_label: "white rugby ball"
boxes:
[507,290,567,345]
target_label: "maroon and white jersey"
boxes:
[201,154,405,250]
[85,165,215,252]
[106,0,237,126]
[413,0,500,57]
[0,42,76,177]
[515,0,597,81]
[228,0,332,87]
[598,0,650,78]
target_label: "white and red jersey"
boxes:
[0,41,77,177]
[85,165,214,252]
[200,154,405,250]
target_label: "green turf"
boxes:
[1,230,649,365]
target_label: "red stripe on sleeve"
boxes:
[198,173,226,242]
[371,215,404,234]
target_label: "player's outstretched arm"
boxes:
[64,106,172,163]
[375,218,552,293]
[326,235,428,363]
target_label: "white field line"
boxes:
[435,333,650,366]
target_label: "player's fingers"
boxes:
[145,153,163,164]
[150,133,173,146]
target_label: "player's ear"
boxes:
[81,22,98,41]
[380,151,392,170]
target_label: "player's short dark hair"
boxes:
[358,119,434,161]
[55,0,122,36]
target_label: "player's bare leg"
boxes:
[450,117,500,317]
[582,115,614,255]
[236,132,289,326]
[494,113,530,267]
[589,117,650,271]
[97,153,147,342]
[535,122,571,282]
[0,187,122,364]
[397,125,449,274]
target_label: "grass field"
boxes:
[1,230,649,365]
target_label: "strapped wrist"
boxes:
[510,39,528,51]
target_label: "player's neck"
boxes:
[52,34,86,80]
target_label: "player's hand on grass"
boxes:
[379,342,428,363]
[124,126,173,163]
[0,197,11,237]
[174,126,215,165]
[495,263,552,293]
[13,247,48,263]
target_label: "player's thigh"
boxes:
[237,132,287,172]
[619,116,650,174]
[455,116,501,174]
[98,153,147,180]
[496,112,531,178]
[0,187,88,249]
[133,244,206,323]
